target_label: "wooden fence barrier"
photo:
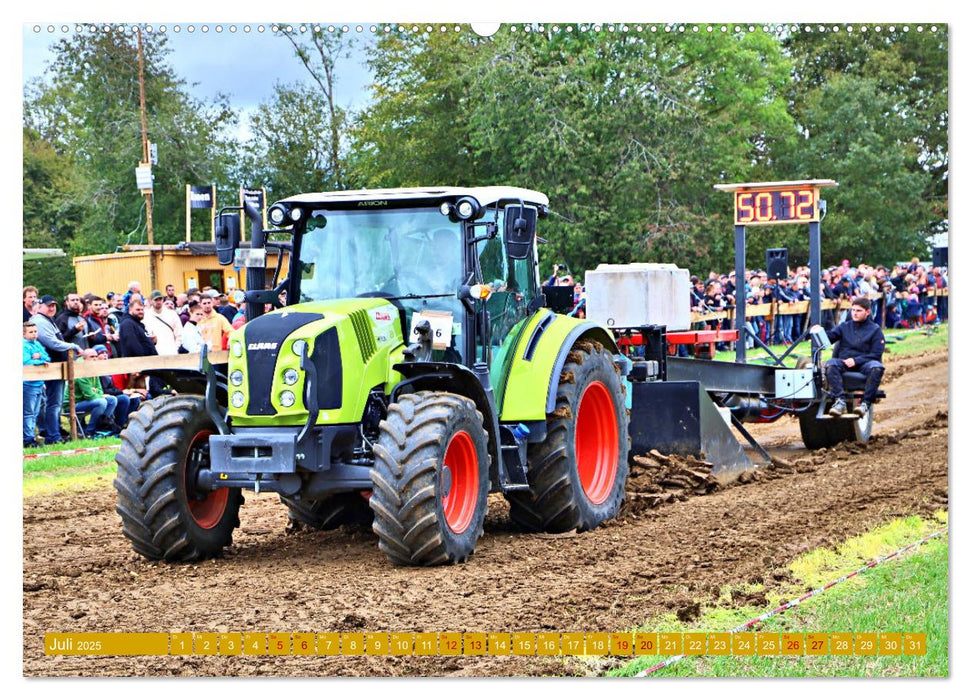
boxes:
[23,350,230,440]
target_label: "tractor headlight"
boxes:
[232,341,243,358]
[280,391,296,408]
[230,370,244,386]
[283,368,299,385]
[268,204,288,226]
[456,198,477,220]
[292,339,308,358]
[290,206,304,222]
[231,391,245,408]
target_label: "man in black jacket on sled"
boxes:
[811,296,886,418]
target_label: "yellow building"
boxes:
[73,243,290,298]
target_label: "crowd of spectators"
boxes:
[23,280,248,447]
[542,257,947,337]
[22,257,948,447]
[686,257,948,349]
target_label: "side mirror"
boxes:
[503,204,537,260]
[214,213,241,266]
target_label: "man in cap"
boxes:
[30,295,97,443]
[811,296,886,418]
[143,289,182,355]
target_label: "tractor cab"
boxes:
[269,187,548,369]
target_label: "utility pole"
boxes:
[137,26,155,246]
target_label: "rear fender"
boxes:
[498,310,619,422]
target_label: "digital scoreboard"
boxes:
[713,180,838,226]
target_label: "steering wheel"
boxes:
[381,269,435,296]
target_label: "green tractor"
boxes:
[114,187,629,565]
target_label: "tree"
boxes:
[782,26,948,247]
[771,74,929,265]
[353,25,796,276]
[22,127,82,299]
[276,28,354,190]
[242,82,345,200]
[24,28,239,253]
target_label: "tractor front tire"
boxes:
[282,493,374,532]
[114,395,242,561]
[506,340,629,533]
[369,392,490,566]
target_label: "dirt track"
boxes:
[23,348,949,677]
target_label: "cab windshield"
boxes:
[296,207,464,303]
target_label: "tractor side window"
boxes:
[476,210,538,363]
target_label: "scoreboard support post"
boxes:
[809,220,822,329]
[734,225,747,364]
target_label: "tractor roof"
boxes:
[280,186,549,208]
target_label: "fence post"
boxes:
[66,350,77,442]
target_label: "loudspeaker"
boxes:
[766,248,789,280]
[933,246,948,268]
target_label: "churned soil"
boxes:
[23,347,948,677]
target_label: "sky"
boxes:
[22,22,378,141]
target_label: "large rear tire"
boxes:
[369,392,490,566]
[281,493,374,532]
[506,340,629,533]
[114,396,242,561]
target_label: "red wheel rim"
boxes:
[575,381,619,505]
[441,430,479,534]
[183,430,230,529]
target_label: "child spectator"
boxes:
[179,301,207,353]
[23,322,50,447]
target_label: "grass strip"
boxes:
[712,322,947,364]
[608,512,948,677]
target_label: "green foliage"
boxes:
[353,26,797,276]
[22,26,948,283]
[242,82,346,200]
[23,29,239,256]
[771,74,932,266]
[22,127,82,299]
[248,29,355,197]
[782,27,948,254]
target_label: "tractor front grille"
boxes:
[242,311,324,416]
[309,327,343,411]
